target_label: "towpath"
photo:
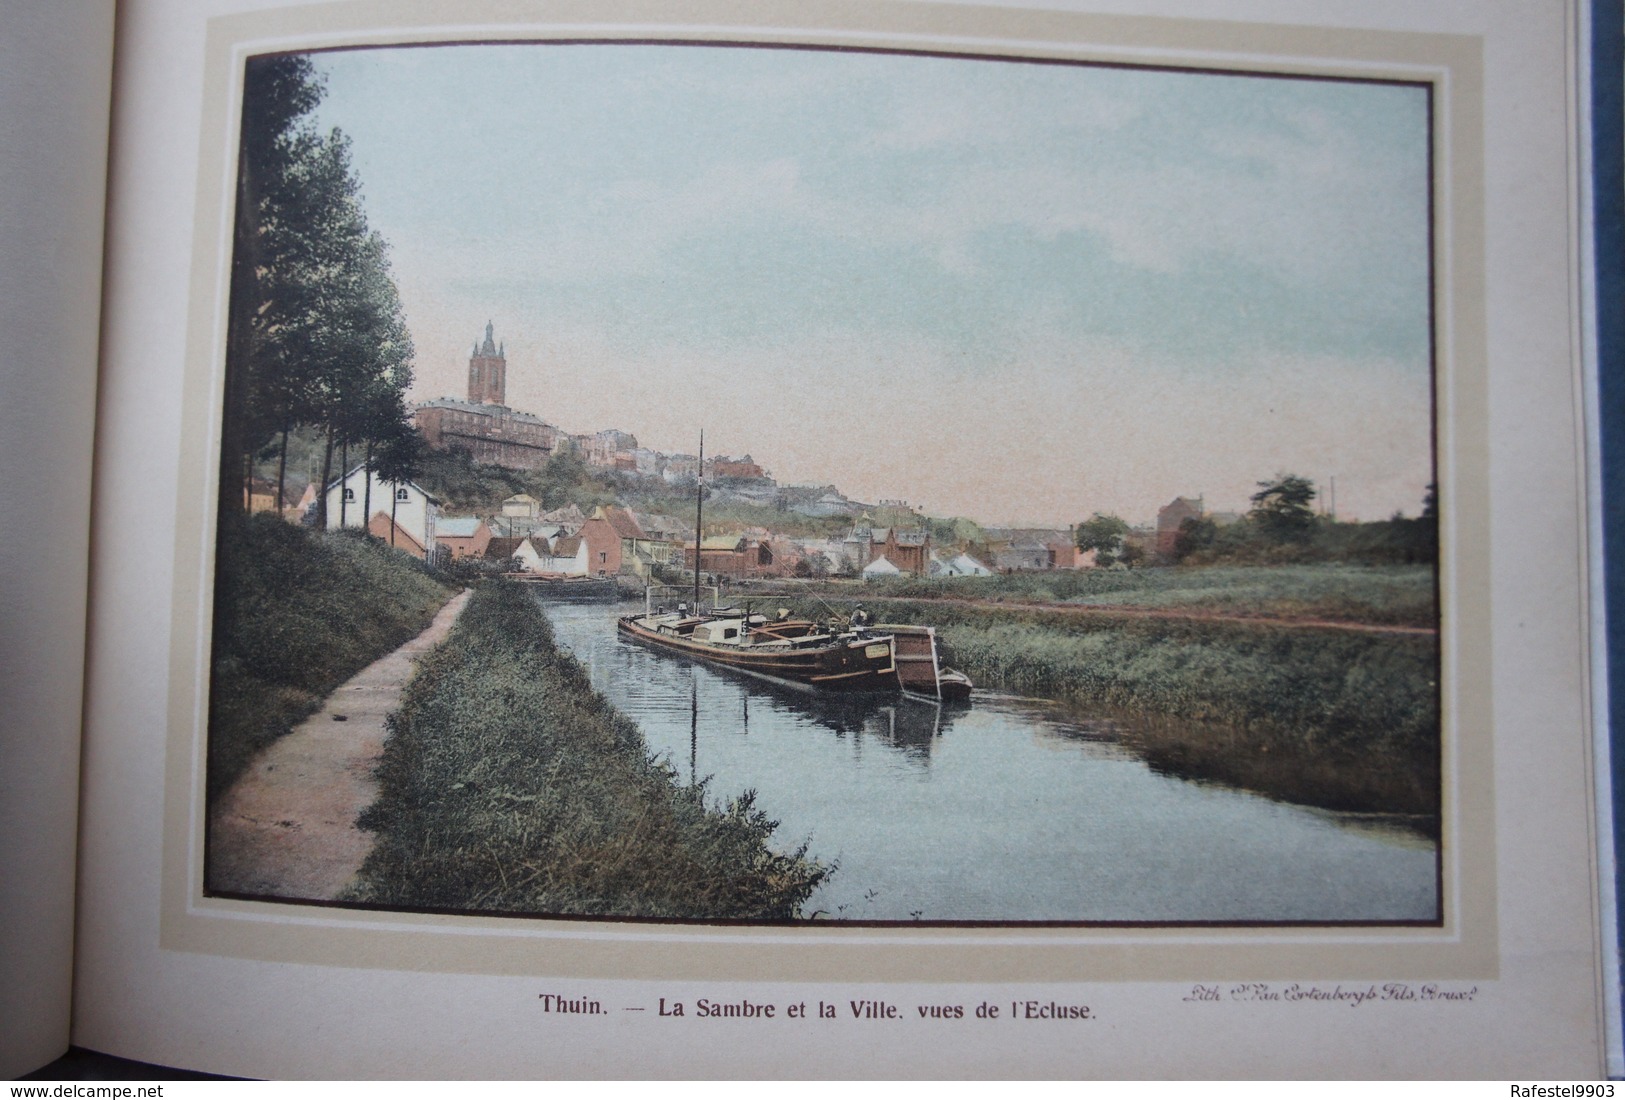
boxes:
[206,587,471,900]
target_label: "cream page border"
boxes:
[161,0,1491,983]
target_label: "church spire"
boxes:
[481,320,497,356]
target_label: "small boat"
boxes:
[882,623,974,702]
[617,587,902,694]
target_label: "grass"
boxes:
[935,607,1437,816]
[774,563,1438,628]
[207,513,452,804]
[758,592,1439,817]
[348,581,829,919]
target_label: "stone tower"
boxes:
[467,320,506,405]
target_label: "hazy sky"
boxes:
[308,43,1432,526]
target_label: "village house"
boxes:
[483,535,527,568]
[576,429,638,469]
[245,476,293,517]
[502,493,540,519]
[540,502,585,528]
[662,453,699,483]
[936,551,994,577]
[842,523,932,575]
[322,463,439,560]
[633,511,693,569]
[435,516,493,560]
[366,511,427,558]
[995,540,1053,572]
[575,512,623,576]
[687,534,773,579]
[1156,496,1205,557]
[707,454,767,481]
[545,534,590,576]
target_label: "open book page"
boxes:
[73,0,1611,1077]
[0,1,116,1080]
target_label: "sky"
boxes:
[307,43,1433,527]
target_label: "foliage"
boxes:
[349,583,830,918]
[220,56,418,524]
[1074,512,1130,566]
[1249,474,1318,543]
[207,513,451,804]
[410,446,619,517]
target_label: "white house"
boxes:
[942,552,994,577]
[861,556,902,581]
[540,534,590,576]
[323,463,438,559]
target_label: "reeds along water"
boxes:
[813,598,1440,820]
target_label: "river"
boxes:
[542,599,1439,924]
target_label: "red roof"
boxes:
[366,511,425,556]
[602,506,646,540]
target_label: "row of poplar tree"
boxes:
[219,54,421,531]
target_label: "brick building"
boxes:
[1156,496,1205,556]
[413,322,564,470]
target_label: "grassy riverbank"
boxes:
[349,582,829,919]
[208,514,451,804]
[754,589,1438,817]
[913,602,1437,816]
[766,563,1437,628]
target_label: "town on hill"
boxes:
[246,322,1434,582]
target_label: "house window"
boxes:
[599,552,608,563]
[343,488,355,501]
[395,488,409,502]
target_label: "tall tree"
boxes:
[219,56,415,533]
[1249,474,1318,543]
[374,424,427,551]
[1075,512,1130,567]
[219,56,325,518]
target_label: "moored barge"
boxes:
[617,589,900,694]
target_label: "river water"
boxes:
[542,600,1439,924]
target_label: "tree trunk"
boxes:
[339,438,349,528]
[275,423,289,518]
[362,440,373,531]
[390,483,398,547]
[218,134,259,521]
[316,430,334,530]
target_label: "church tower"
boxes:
[467,320,506,405]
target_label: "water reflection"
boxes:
[733,679,966,764]
[543,599,1439,922]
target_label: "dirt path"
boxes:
[206,588,471,900]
